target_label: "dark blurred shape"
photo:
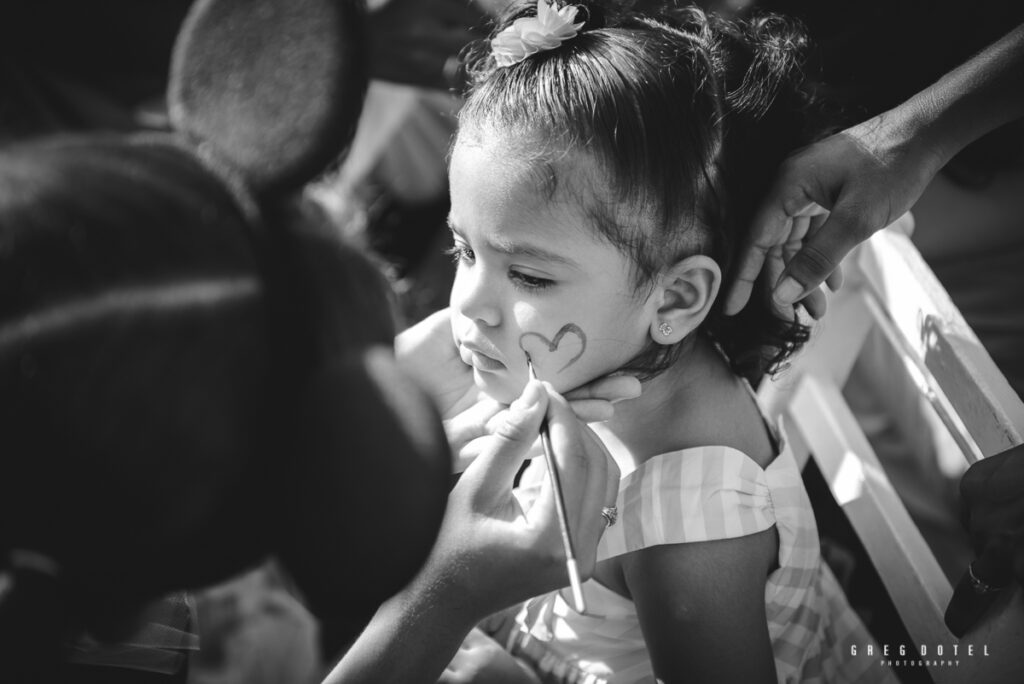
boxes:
[0,0,452,680]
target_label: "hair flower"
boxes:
[491,0,584,67]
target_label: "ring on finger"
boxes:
[968,561,1008,595]
[601,506,618,528]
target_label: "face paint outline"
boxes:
[518,323,587,374]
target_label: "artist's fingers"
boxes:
[599,427,621,509]
[564,375,642,423]
[451,435,491,473]
[565,374,642,403]
[465,380,548,499]
[563,400,610,423]
[445,397,505,446]
[445,398,507,473]
[534,385,614,575]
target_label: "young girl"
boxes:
[443,1,893,682]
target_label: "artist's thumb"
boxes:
[471,379,547,481]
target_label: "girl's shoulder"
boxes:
[596,443,786,562]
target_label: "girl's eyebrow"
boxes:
[448,219,578,268]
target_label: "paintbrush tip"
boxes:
[524,356,540,382]
[524,351,538,380]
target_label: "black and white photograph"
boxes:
[1,1,1023,682]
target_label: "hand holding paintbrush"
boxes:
[526,352,587,612]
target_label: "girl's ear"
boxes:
[648,255,721,345]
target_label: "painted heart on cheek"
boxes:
[518,323,586,374]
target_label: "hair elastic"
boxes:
[491,0,584,67]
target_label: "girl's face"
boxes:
[448,138,656,404]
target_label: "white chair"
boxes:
[758,219,1024,684]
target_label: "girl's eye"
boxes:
[510,269,554,291]
[444,243,474,264]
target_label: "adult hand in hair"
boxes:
[325,379,618,684]
[367,0,489,89]
[397,308,641,472]
[945,443,1024,636]
[724,23,1024,317]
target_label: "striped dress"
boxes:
[507,423,897,684]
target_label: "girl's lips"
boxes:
[459,344,506,372]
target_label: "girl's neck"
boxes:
[594,335,775,470]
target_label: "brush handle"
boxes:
[528,355,586,613]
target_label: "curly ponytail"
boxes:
[686,9,817,380]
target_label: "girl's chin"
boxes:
[473,370,523,405]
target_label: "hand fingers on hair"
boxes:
[778,229,822,319]
[723,238,770,317]
[799,286,828,320]
[774,206,870,308]
[826,263,844,292]
[804,212,845,293]
[724,174,820,316]
[779,212,843,296]
[787,215,812,244]
[765,246,795,321]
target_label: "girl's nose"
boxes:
[451,267,501,328]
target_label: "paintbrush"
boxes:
[526,352,586,613]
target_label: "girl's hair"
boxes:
[459,1,820,381]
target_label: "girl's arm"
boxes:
[622,527,779,683]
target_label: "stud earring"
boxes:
[659,322,673,337]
